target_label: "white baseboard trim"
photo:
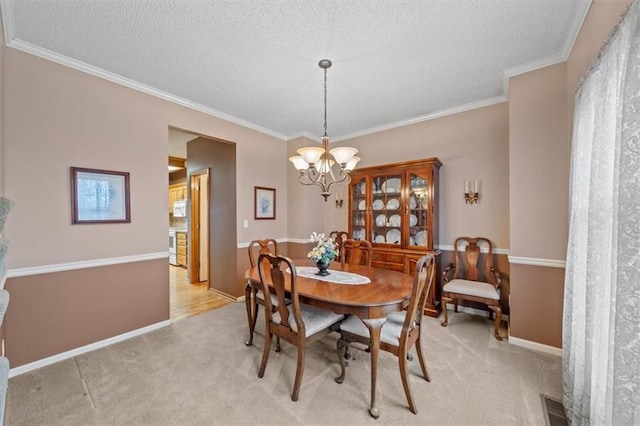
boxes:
[8,319,172,378]
[509,336,562,357]
[444,305,509,321]
[7,252,168,278]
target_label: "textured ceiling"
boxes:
[3,1,590,141]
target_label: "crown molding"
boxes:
[502,1,592,96]
[5,39,289,141]
[561,1,593,60]
[0,0,15,45]
[332,96,507,142]
[508,256,566,268]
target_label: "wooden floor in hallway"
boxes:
[169,265,232,321]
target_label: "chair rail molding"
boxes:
[508,256,566,268]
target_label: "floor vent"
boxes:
[541,394,568,426]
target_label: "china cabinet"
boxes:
[348,157,442,316]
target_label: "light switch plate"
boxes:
[243,220,249,228]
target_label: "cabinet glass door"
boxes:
[407,172,430,248]
[350,176,367,241]
[371,174,402,245]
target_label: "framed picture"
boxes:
[71,167,131,224]
[254,186,276,220]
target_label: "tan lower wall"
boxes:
[509,263,564,348]
[5,258,169,368]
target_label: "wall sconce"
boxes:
[335,192,344,209]
[464,180,479,204]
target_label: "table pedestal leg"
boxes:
[362,318,387,419]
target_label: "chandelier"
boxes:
[289,59,360,201]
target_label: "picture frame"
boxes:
[254,186,276,220]
[71,167,131,224]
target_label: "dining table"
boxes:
[244,258,414,418]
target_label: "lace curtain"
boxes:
[563,2,640,424]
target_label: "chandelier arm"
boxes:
[324,172,352,194]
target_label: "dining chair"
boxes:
[245,239,286,348]
[329,230,349,259]
[340,239,373,267]
[335,254,436,414]
[257,254,344,401]
[440,236,503,340]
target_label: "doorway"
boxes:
[189,169,210,284]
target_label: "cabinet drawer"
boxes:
[177,254,187,266]
[385,253,404,264]
[371,252,385,261]
[176,232,187,241]
[177,245,187,255]
[371,261,405,272]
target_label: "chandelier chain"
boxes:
[323,66,328,137]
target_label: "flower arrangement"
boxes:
[307,232,338,266]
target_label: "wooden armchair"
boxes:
[340,239,373,267]
[440,237,503,341]
[329,230,349,259]
[257,254,344,401]
[245,239,284,347]
[335,254,436,414]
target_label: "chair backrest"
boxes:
[452,236,495,284]
[402,254,436,336]
[340,239,373,267]
[257,254,305,337]
[248,239,279,267]
[329,231,349,255]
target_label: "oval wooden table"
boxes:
[245,258,414,418]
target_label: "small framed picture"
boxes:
[254,186,276,220]
[71,167,131,224]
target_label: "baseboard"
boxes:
[444,305,509,321]
[509,336,562,357]
[8,319,172,378]
[208,287,241,303]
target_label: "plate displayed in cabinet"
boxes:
[386,198,399,209]
[381,178,401,193]
[375,214,386,227]
[374,235,385,243]
[358,200,366,210]
[415,230,427,246]
[386,229,401,244]
[409,214,418,227]
[389,214,401,227]
[410,236,416,246]
[372,199,384,210]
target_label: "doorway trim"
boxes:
[189,168,210,285]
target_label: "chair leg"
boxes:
[489,305,503,341]
[291,345,306,401]
[275,336,282,352]
[453,298,458,313]
[258,330,272,378]
[441,296,451,327]
[244,284,256,346]
[415,339,430,382]
[399,349,418,414]
[335,337,349,384]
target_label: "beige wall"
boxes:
[509,63,568,260]
[322,102,511,249]
[0,18,4,196]
[2,47,287,367]
[507,0,630,348]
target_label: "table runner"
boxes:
[293,266,371,285]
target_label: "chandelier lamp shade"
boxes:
[289,59,360,201]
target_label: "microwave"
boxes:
[173,200,187,217]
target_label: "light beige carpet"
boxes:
[6,303,561,425]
